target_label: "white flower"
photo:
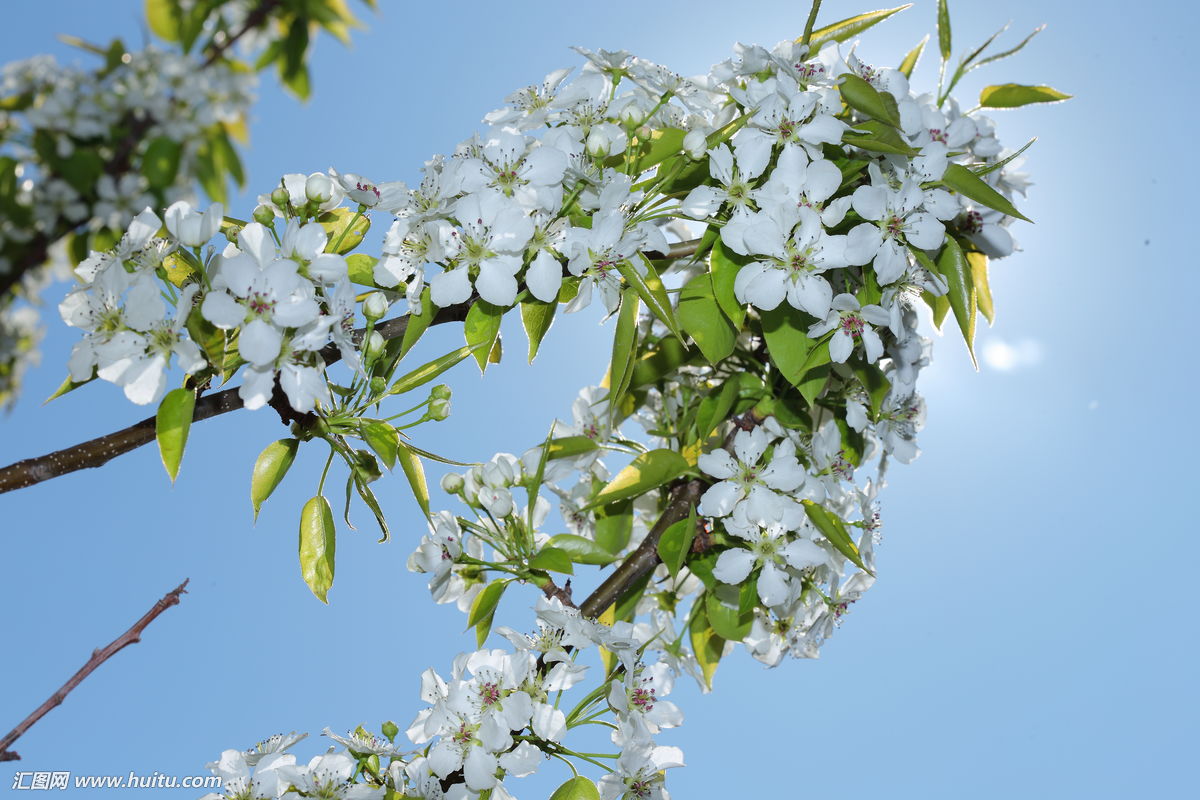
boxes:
[807,293,891,363]
[430,191,533,308]
[164,200,223,247]
[698,426,806,520]
[712,521,826,609]
[844,171,946,284]
[731,205,846,318]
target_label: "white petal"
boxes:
[239,319,283,367]
[200,291,246,329]
[526,250,563,302]
[698,481,741,518]
[464,748,498,792]
[430,267,473,307]
[713,548,756,585]
[498,741,542,778]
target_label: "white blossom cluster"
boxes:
[186,25,1037,798]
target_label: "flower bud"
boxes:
[252,204,276,225]
[586,129,611,158]
[683,128,709,160]
[429,384,452,402]
[428,398,451,421]
[619,104,644,127]
[305,173,334,204]
[362,330,386,364]
[270,187,291,209]
[370,376,387,396]
[440,473,465,494]
[363,291,390,322]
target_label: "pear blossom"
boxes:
[429,191,533,307]
[713,520,827,608]
[731,205,846,318]
[808,293,892,363]
[697,425,806,520]
[844,173,947,284]
[164,200,223,247]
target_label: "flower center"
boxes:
[247,291,275,316]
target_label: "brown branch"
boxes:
[539,577,575,608]
[0,579,190,762]
[202,0,283,67]
[644,237,703,262]
[579,479,706,619]
[0,303,470,495]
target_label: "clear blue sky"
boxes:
[2,1,1195,797]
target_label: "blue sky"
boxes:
[1,0,1195,797]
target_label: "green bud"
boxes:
[305,173,333,204]
[362,330,386,364]
[369,376,387,396]
[429,384,452,402]
[270,187,290,209]
[440,473,464,494]
[252,204,275,225]
[428,398,451,421]
[381,721,399,742]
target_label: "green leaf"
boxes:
[899,34,928,78]
[58,149,105,195]
[155,388,194,483]
[620,256,683,342]
[708,240,747,327]
[519,298,556,363]
[350,468,390,542]
[346,253,379,287]
[851,363,891,418]
[760,306,831,406]
[973,137,1035,179]
[924,289,951,330]
[606,288,640,420]
[842,120,919,156]
[972,25,1045,71]
[965,249,994,324]
[689,602,725,689]
[359,419,399,470]
[705,590,753,642]
[805,5,913,52]
[629,336,692,390]
[656,513,696,579]
[463,301,504,373]
[251,439,299,520]
[45,372,95,403]
[548,776,601,800]
[919,239,976,366]
[593,499,633,555]
[388,344,476,396]
[398,288,435,360]
[299,496,336,603]
[549,534,617,566]
[468,580,506,630]
[941,163,1030,222]
[396,443,431,519]
[839,74,900,127]
[979,83,1072,109]
[545,436,600,460]
[694,377,740,442]
[677,274,737,364]
[142,136,182,191]
[529,546,575,575]
[589,449,689,508]
[802,500,869,572]
[635,127,686,172]
[145,0,180,41]
[317,208,370,254]
[936,0,952,62]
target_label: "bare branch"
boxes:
[0,579,190,762]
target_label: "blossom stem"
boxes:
[801,0,824,46]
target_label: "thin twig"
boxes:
[0,304,469,495]
[0,579,190,762]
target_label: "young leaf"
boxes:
[397,443,431,520]
[936,0,952,62]
[593,499,634,555]
[972,137,1035,178]
[689,602,725,689]
[468,579,507,644]
[606,288,640,420]
[677,274,737,364]
[359,419,399,470]
[142,137,182,190]
[899,34,928,78]
[155,388,195,483]
[843,120,919,156]
[706,590,753,642]
[760,306,832,405]
[965,249,995,324]
[839,74,901,127]
[589,449,689,508]
[545,436,600,461]
[620,256,683,342]
[145,0,180,42]
[317,208,370,254]
[802,499,869,573]
[251,439,299,520]
[709,239,747,327]
[346,253,379,287]
[914,243,975,366]
[548,776,601,800]
[656,515,696,579]
[979,83,1072,109]
[529,546,574,575]
[941,163,1031,222]
[972,25,1045,71]
[388,344,477,396]
[46,372,95,403]
[805,5,913,52]
[520,298,557,363]
[463,300,504,372]
[398,288,435,360]
[299,496,336,603]
[548,534,617,566]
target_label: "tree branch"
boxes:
[0,303,469,495]
[579,479,706,619]
[202,0,282,67]
[0,579,190,762]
